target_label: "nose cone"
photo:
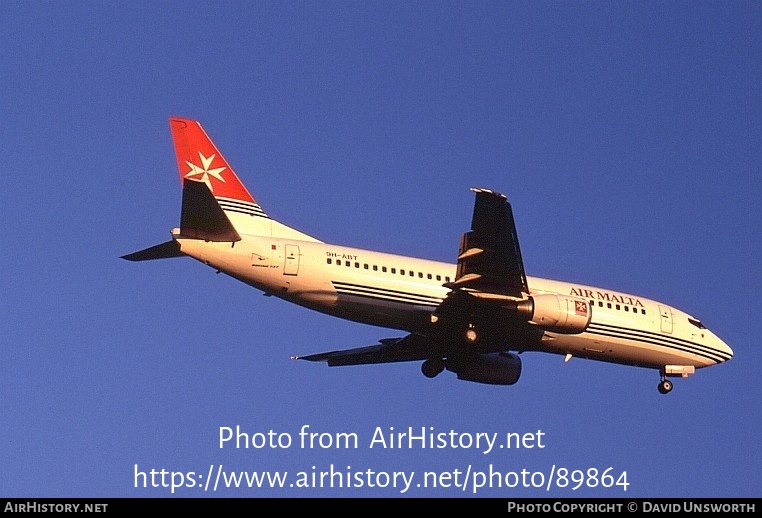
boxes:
[711,331,733,363]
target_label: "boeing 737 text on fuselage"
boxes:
[123,118,733,394]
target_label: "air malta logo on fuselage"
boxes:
[184,152,227,192]
[570,287,644,307]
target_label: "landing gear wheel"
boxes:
[465,325,478,343]
[658,379,673,394]
[421,359,445,378]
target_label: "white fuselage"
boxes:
[174,230,732,372]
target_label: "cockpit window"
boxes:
[688,318,706,329]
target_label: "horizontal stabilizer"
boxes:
[121,240,182,261]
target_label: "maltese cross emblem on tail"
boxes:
[184,152,227,192]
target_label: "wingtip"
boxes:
[470,187,507,199]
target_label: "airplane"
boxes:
[123,117,734,394]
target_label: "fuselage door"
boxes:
[658,304,673,334]
[284,244,300,276]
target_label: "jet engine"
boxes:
[516,294,592,334]
[446,352,522,385]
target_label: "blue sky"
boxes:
[1,1,760,498]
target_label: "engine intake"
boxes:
[516,294,592,334]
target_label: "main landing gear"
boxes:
[421,358,445,378]
[421,321,479,379]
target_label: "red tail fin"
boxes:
[169,117,255,203]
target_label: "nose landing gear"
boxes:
[658,377,673,395]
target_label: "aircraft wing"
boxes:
[452,188,528,298]
[293,334,433,366]
[295,189,531,368]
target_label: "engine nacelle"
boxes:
[447,352,522,385]
[516,294,592,334]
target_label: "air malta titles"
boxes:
[569,287,644,307]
